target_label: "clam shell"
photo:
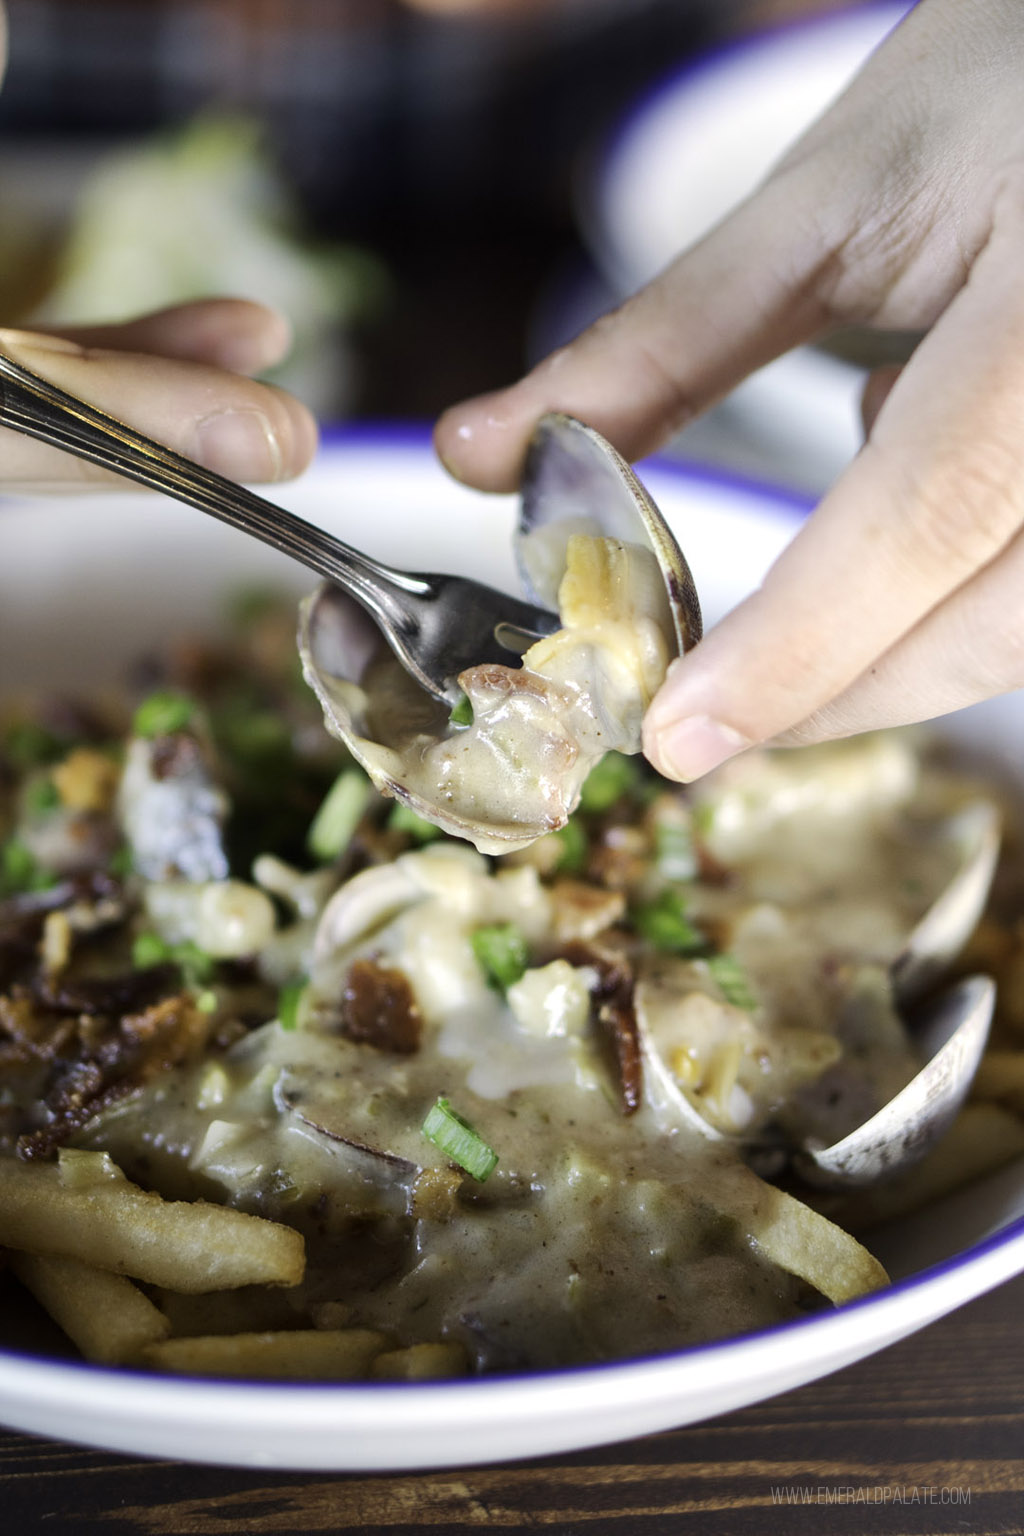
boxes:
[518,413,702,656]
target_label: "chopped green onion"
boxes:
[133,690,194,739]
[195,989,219,1015]
[131,931,215,990]
[388,803,443,844]
[449,692,473,726]
[24,776,61,816]
[132,931,172,968]
[654,819,697,882]
[632,889,706,955]
[707,953,758,1011]
[307,767,371,861]
[422,1096,498,1181]
[277,979,307,1032]
[3,719,61,770]
[215,705,292,767]
[107,845,134,878]
[553,816,588,875]
[471,923,530,993]
[578,752,639,813]
[0,839,57,897]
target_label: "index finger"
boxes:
[434,175,836,492]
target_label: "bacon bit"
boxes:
[150,731,203,780]
[587,826,648,892]
[34,963,180,1018]
[596,990,643,1116]
[10,992,212,1160]
[339,958,422,1054]
[556,939,641,1114]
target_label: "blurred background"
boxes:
[0,0,910,493]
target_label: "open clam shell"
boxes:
[517,413,702,655]
[300,413,701,854]
[634,796,1002,1184]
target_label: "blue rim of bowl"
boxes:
[1,419,1021,1409]
[579,0,916,294]
[318,417,818,520]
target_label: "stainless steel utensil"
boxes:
[0,349,558,706]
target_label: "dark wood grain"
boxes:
[2,1272,1022,1536]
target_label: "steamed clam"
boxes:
[300,413,701,855]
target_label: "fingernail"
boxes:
[647,715,751,783]
[193,409,282,481]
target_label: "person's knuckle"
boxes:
[878,430,1024,582]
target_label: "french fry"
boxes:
[141,1328,388,1380]
[698,1155,890,1305]
[0,1158,304,1292]
[371,1342,469,1380]
[9,1251,170,1365]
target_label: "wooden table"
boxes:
[2,1271,1022,1536]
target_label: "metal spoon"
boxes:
[0,350,557,706]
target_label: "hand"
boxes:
[0,300,318,491]
[434,0,1024,781]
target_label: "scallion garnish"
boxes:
[578,752,639,813]
[449,693,473,726]
[553,816,588,875]
[24,776,61,816]
[471,922,530,993]
[132,691,194,739]
[0,838,57,897]
[3,719,61,770]
[277,979,307,1032]
[131,931,215,990]
[388,803,443,843]
[654,819,697,882]
[707,953,758,1011]
[632,889,706,954]
[422,1096,498,1181]
[307,767,371,861]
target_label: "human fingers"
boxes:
[641,176,1024,781]
[38,299,294,377]
[860,363,903,437]
[0,327,318,489]
[434,176,838,491]
[771,515,1024,748]
[434,0,1019,492]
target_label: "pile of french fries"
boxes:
[0,1150,465,1379]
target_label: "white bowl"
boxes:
[1,430,1023,1471]
[583,3,915,493]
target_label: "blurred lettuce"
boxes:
[31,115,388,415]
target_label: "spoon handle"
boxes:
[0,351,427,600]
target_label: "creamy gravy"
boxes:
[85,732,986,1372]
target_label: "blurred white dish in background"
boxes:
[0,432,1022,1471]
[583,3,914,494]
